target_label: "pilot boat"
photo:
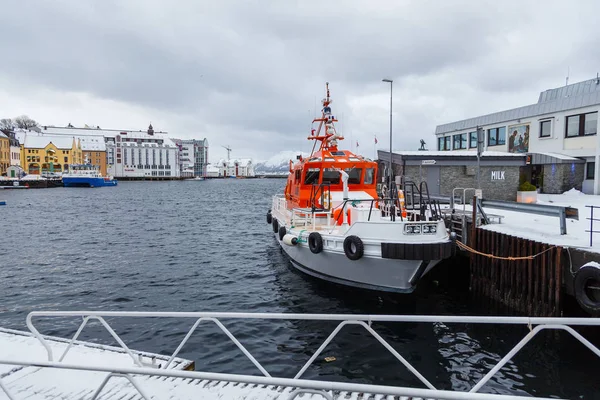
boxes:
[62,164,118,188]
[268,83,453,293]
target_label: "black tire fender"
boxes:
[343,235,364,261]
[266,211,272,224]
[278,226,286,241]
[308,232,323,254]
[574,265,600,315]
[272,218,279,233]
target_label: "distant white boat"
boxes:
[185,176,205,181]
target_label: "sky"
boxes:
[1,0,599,163]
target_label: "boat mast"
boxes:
[308,82,343,156]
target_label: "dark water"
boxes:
[1,179,598,398]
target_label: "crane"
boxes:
[222,145,232,160]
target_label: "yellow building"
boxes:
[0,132,9,175]
[21,135,83,175]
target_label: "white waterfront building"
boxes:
[216,159,255,178]
[42,124,180,179]
[435,77,600,195]
[172,138,209,178]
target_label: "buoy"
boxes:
[283,234,298,246]
[398,190,407,218]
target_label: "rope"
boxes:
[456,240,558,261]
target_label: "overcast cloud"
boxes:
[1,0,599,161]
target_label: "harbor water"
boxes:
[1,179,598,398]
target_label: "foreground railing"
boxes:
[5,312,598,400]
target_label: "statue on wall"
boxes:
[419,139,427,151]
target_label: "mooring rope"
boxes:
[456,240,558,261]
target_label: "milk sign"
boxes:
[491,170,505,180]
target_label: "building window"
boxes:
[438,136,452,151]
[453,133,467,150]
[566,112,598,137]
[540,120,552,138]
[587,162,596,180]
[64,157,68,162]
[469,132,477,148]
[488,127,506,146]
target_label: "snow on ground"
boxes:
[473,190,600,254]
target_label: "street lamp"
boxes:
[382,78,393,190]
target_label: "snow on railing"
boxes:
[7,312,599,400]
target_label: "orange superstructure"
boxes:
[284,83,379,210]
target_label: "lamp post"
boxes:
[382,79,393,189]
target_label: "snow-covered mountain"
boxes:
[255,150,309,174]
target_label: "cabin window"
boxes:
[304,168,320,185]
[345,168,362,184]
[295,169,301,182]
[348,157,361,162]
[364,168,375,185]
[324,157,335,162]
[322,168,340,184]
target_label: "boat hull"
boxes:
[274,230,441,293]
[63,177,118,188]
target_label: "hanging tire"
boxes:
[308,232,323,254]
[266,211,272,224]
[574,265,600,315]
[278,226,286,241]
[272,218,279,233]
[343,235,364,261]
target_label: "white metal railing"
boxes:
[0,312,595,399]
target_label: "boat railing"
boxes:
[7,311,599,400]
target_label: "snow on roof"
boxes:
[533,152,581,161]
[0,132,7,139]
[386,150,525,157]
[79,136,106,151]
[25,134,76,149]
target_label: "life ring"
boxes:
[272,218,279,233]
[278,226,286,241]
[308,232,323,254]
[266,211,272,224]
[574,265,600,315]
[343,235,364,261]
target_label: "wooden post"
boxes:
[533,241,541,316]
[471,196,477,247]
[555,247,562,316]
[527,239,534,315]
[541,243,548,316]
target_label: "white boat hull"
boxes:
[275,230,440,293]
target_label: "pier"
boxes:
[437,190,600,317]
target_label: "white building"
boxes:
[206,164,220,178]
[172,138,209,178]
[7,131,21,167]
[435,77,600,194]
[42,124,180,179]
[216,159,255,178]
